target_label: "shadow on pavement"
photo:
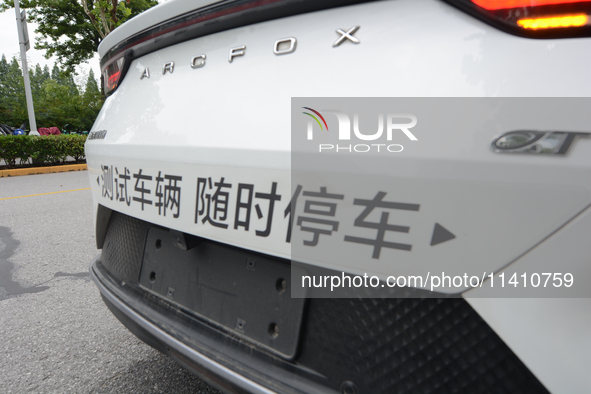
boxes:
[0,226,50,301]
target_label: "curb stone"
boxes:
[0,164,87,178]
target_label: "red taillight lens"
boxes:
[472,0,591,10]
[446,0,591,37]
[102,56,125,96]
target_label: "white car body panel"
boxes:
[467,298,591,394]
[466,204,591,393]
[88,0,591,390]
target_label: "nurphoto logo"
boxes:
[302,107,418,153]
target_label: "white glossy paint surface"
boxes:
[87,0,591,390]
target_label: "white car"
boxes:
[87,0,591,393]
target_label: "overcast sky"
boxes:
[0,8,100,79]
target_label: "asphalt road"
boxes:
[0,171,220,393]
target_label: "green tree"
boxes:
[0,0,158,74]
[0,55,9,122]
[81,69,102,131]
[51,64,62,83]
[30,63,48,98]
[0,54,8,75]
[0,54,104,132]
[42,65,50,81]
[0,57,27,127]
[65,73,79,97]
[84,69,100,100]
[36,78,83,131]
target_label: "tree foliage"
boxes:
[0,55,27,126]
[0,54,102,132]
[0,0,158,73]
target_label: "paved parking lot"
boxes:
[0,171,219,393]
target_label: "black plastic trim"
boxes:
[91,256,277,394]
[101,0,376,95]
[95,204,113,249]
[101,0,375,69]
[92,212,551,393]
[91,256,331,394]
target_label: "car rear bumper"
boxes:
[91,256,275,394]
[90,210,550,394]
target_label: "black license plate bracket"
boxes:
[139,227,304,359]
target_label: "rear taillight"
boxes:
[445,0,591,37]
[103,56,126,96]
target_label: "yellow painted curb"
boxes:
[0,164,87,178]
[49,164,87,173]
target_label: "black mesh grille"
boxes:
[101,211,150,282]
[98,212,549,394]
[298,298,549,394]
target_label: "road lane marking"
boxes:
[0,187,91,201]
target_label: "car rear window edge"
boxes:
[100,0,378,70]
